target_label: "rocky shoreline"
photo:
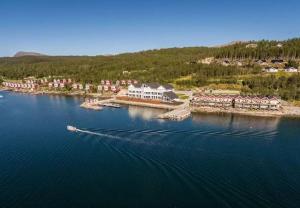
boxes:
[0,87,109,98]
[191,106,300,118]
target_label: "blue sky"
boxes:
[0,0,299,56]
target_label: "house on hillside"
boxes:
[285,67,298,73]
[97,85,103,92]
[110,85,120,93]
[236,61,243,66]
[256,60,268,66]
[54,83,59,88]
[271,59,284,65]
[222,60,230,66]
[277,43,283,48]
[48,82,54,88]
[72,83,78,90]
[103,85,109,91]
[85,84,92,91]
[200,57,215,65]
[264,67,278,73]
[246,43,258,48]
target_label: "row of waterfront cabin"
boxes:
[48,79,137,90]
[264,67,299,73]
[2,82,38,89]
[53,78,72,84]
[71,83,120,92]
[234,96,280,110]
[191,95,234,108]
[97,85,120,92]
[100,80,138,86]
[191,95,281,110]
[48,82,66,88]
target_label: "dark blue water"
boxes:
[1,92,300,208]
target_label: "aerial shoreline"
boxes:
[2,87,300,119]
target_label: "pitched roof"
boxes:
[132,83,142,88]
[146,83,161,89]
[163,84,174,90]
[163,91,178,100]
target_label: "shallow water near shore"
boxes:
[1,91,300,207]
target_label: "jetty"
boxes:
[99,102,121,108]
[80,98,121,110]
[158,107,191,121]
[80,102,103,111]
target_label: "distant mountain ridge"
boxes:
[14,51,47,57]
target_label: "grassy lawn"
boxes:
[292,100,300,107]
[176,93,190,100]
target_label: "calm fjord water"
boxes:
[0,92,300,208]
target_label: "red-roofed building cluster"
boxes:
[191,94,281,110]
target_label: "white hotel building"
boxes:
[128,83,178,102]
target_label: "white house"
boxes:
[72,83,78,90]
[264,67,278,73]
[48,82,54,88]
[200,57,214,65]
[85,84,92,91]
[128,83,178,102]
[103,85,109,91]
[285,67,298,73]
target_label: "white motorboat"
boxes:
[67,125,77,132]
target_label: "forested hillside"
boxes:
[213,38,300,59]
[1,38,300,100]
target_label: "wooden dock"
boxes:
[158,107,191,121]
[80,98,121,110]
[80,102,103,111]
[99,102,121,108]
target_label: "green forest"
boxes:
[1,38,300,100]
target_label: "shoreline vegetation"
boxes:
[2,86,300,118]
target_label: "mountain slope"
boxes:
[14,51,47,57]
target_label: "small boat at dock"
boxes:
[101,103,121,108]
[67,125,77,132]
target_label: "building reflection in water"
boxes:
[128,106,166,121]
[192,113,280,131]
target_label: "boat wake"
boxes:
[67,125,279,149]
